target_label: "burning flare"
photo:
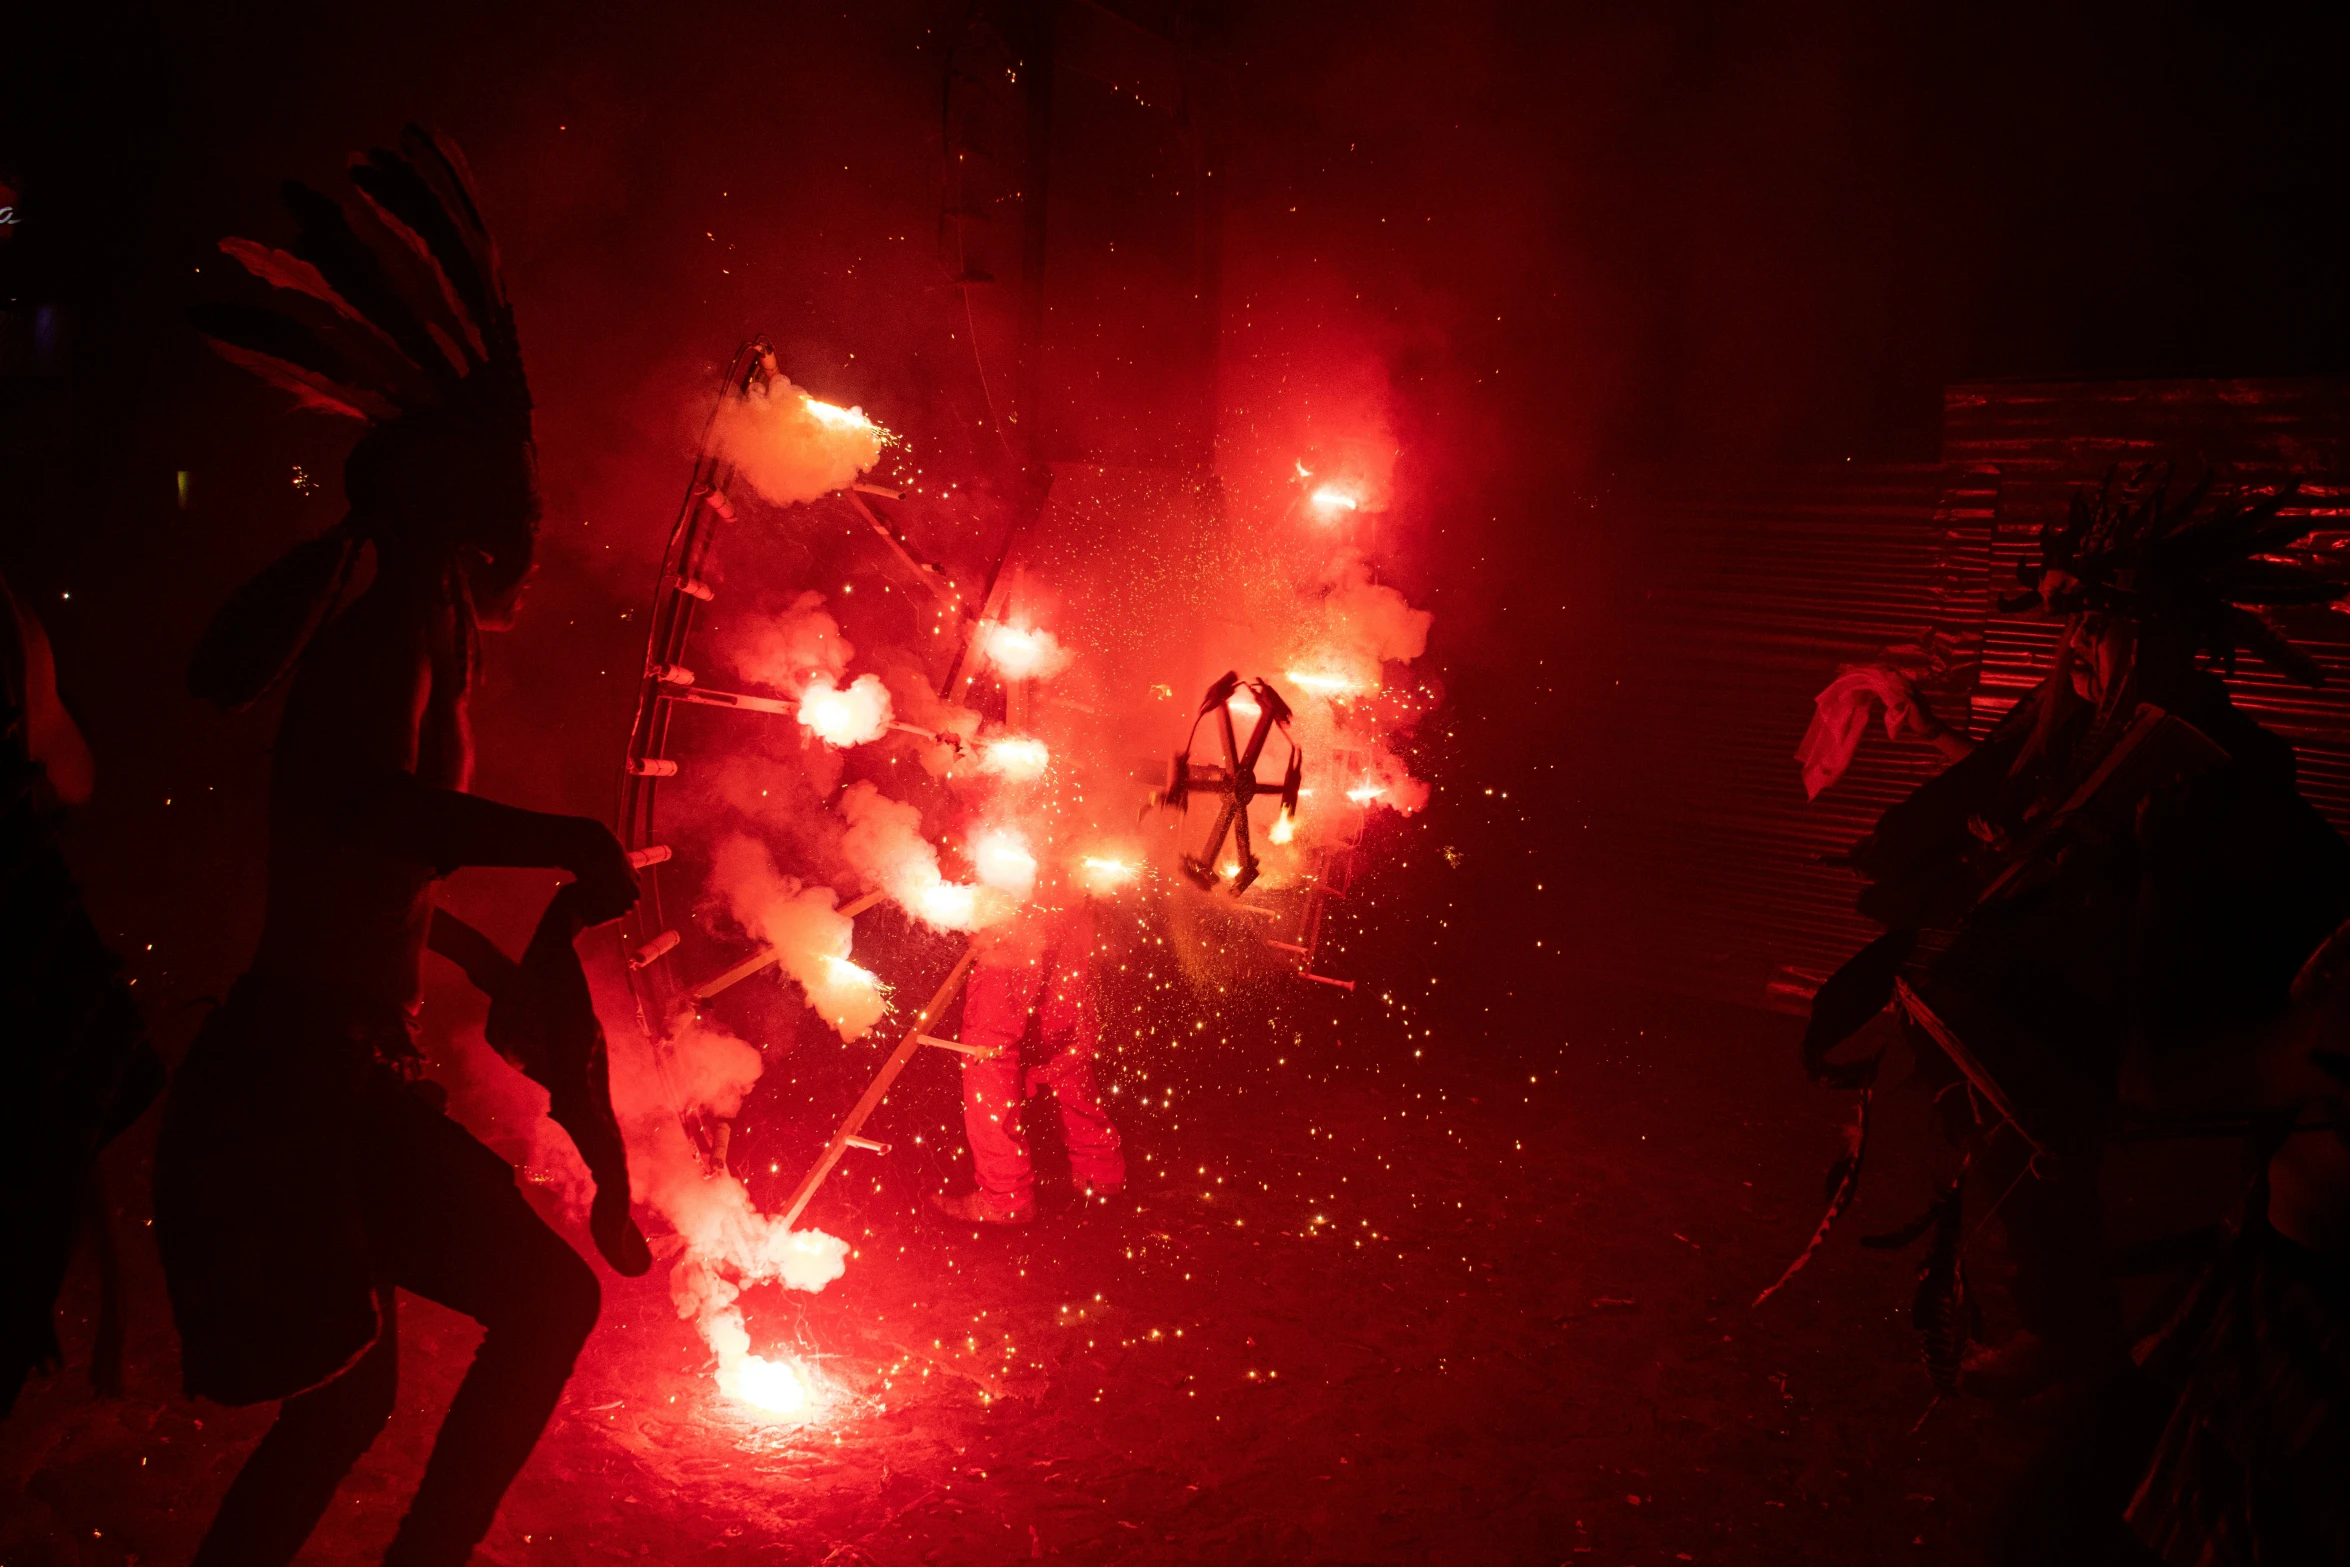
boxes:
[977,734,1050,781]
[976,621,1072,681]
[797,673,893,747]
[1284,666,1363,697]
[971,827,1038,899]
[711,374,889,507]
[1079,854,1138,891]
[720,1353,809,1418]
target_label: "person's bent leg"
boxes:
[1035,926,1124,1193]
[955,959,1040,1214]
[191,1300,399,1567]
[354,1085,601,1567]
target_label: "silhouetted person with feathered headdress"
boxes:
[153,127,643,1566]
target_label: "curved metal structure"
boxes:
[614,337,775,1038]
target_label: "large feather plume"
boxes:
[2004,464,2350,686]
[192,124,526,433]
[188,126,533,711]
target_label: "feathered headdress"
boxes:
[188,125,536,710]
[1998,464,2349,686]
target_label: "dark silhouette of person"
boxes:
[1805,471,2350,1401]
[0,571,160,1413]
[152,127,639,1566]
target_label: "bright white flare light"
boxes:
[977,622,1070,681]
[1346,782,1386,804]
[797,673,892,747]
[1284,668,1362,696]
[1310,486,1360,514]
[1080,855,1138,891]
[802,398,872,434]
[721,1354,807,1418]
[916,881,981,930]
[1268,811,1296,845]
[818,953,880,990]
[972,828,1038,898]
[978,736,1050,781]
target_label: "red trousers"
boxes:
[958,905,1124,1206]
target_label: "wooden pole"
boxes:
[778,940,982,1231]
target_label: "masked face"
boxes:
[2066,613,2135,703]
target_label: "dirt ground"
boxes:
[7,956,2213,1566]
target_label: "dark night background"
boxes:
[5,3,2350,1563]
[8,1,2349,1003]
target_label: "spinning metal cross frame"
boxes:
[1156,672,1303,896]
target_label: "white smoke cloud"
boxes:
[711,375,887,507]
[707,833,889,1042]
[837,781,1019,933]
[729,591,852,694]
[577,955,847,1421]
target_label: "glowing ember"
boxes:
[977,622,1071,680]
[1310,486,1360,513]
[797,673,892,746]
[720,1354,807,1418]
[978,735,1050,780]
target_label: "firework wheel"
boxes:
[614,338,774,1033]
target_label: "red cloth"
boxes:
[957,902,1124,1206]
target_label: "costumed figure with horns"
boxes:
[1789,468,2350,1402]
[152,128,645,1566]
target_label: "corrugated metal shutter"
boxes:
[1946,378,2350,831]
[1585,466,1990,1005]
[1589,377,2350,1012]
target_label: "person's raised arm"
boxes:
[426,907,522,998]
[275,600,639,922]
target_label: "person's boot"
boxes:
[927,1187,1033,1226]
